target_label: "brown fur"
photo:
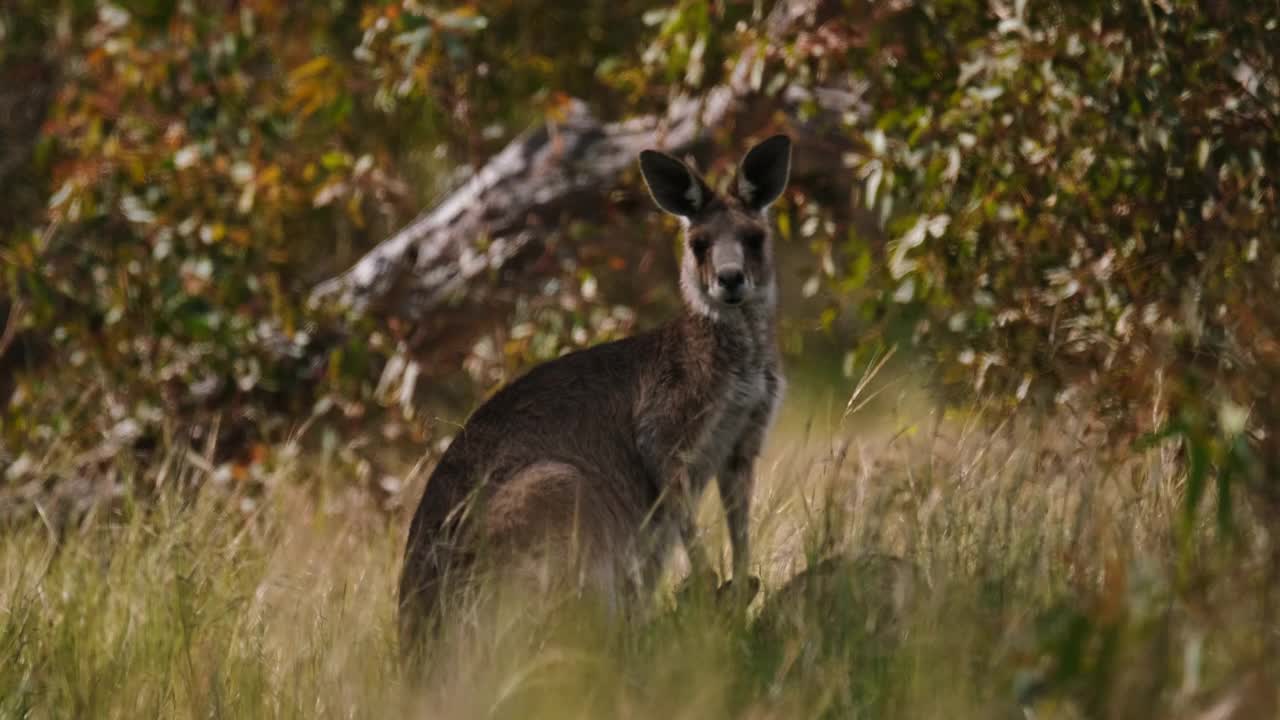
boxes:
[399,136,792,649]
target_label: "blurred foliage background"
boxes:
[1,0,1277,525]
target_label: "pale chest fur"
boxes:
[681,307,780,481]
[683,360,778,485]
[630,311,781,500]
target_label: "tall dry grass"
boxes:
[2,378,1276,718]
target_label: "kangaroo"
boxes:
[399,135,791,649]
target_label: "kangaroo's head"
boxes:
[639,135,792,319]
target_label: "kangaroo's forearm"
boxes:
[717,465,754,581]
[659,461,715,573]
[679,514,714,576]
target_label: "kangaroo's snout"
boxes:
[716,268,746,303]
[717,268,745,291]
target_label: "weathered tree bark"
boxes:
[309,0,855,351]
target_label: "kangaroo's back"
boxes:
[399,135,793,656]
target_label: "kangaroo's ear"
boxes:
[735,134,791,210]
[639,150,711,217]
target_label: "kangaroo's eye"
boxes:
[690,236,710,256]
[743,230,765,250]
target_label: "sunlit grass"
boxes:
[2,388,1275,718]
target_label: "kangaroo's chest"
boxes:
[686,364,773,477]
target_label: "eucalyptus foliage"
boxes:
[3,0,1278,518]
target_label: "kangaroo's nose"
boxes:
[717,269,746,292]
